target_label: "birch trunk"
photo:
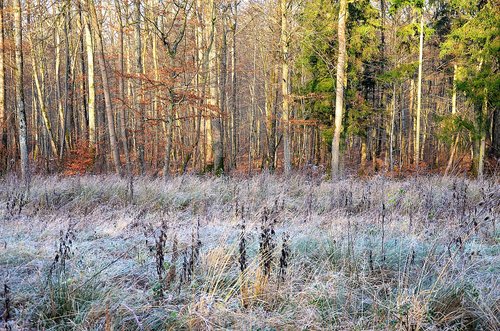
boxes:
[14,0,29,182]
[84,14,96,152]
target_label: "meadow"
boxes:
[1,174,499,330]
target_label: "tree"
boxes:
[331,0,347,178]
[415,5,424,168]
[134,0,145,175]
[441,0,499,178]
[209,0,224,174]
[114,0,131,178]
[84,3,96,154]
[281,0,291,174]
[0,0,495,178]
[0,0,6,172]
[87,0,122,175]
[13,0,29,182]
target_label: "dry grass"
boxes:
[0,173,499,330]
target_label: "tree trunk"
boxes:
[31,48,58,157]
[13,0,29,182]
[492,107,500,159]
[218,10,228,173]
[115,0,131,178]
[61,1,73,158]
[0,0,6,172]
[477,93,487,179]
[134,0,145,175]
[265,61,278,171]
[230,0,238,169]
[78,1,88,141]
[281,0,291,174]
[445,64,458,176]
[389,84,396,171]
[415,12,424,168]
[87,0,122,175]
[84,13,96,153]
[331,0,347,178]
[209,1,223,174]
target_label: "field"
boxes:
[1,174,499,330]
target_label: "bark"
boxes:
[13,0,29,182]
[477,93,487,179]
[281,0,291,174]
[445,65,458,176]
[331,0,347,178]
[115,0,131,177]
[31,49,58,157]
[78,2,88,139]
[415,12,424,168]
[87,0,122,175]
[61,1,73,158]
[218,9,228,173]
[0,0,6,170]
[493,108,500,158]
[265,61,278,171]
[230,0,238,169]
[84,13,96,152]
[208,0,223,174]
[134,0,145,175]
[389,84,396,171]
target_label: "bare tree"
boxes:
[87,0,122,175]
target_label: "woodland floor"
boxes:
[0,174,499,330]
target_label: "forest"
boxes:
[0,0,497,179]
[0,0,499,330]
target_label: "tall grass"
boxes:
[0,174,498,330]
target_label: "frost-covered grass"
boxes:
[0,174,499,330]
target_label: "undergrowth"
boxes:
[0,174,498,330]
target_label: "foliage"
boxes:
[436,113,476,145]
[296,0,380,138]
[441,1,499,108]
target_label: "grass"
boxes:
[0,173,499,330]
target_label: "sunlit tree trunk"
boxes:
[83,13,96,153]
[13,0,29,181]
[477,92,487,179]
[0,0,6,171]
[445,64,458,176]
[54,17,65,157]
[207,0,223,174]
[77,2,88,141]
[115,0,131,178]
[134,0,145,175]
[87,0,122,175]
[281,0,291,174]
[389,84,396,171]
[230,0,238,170]
[218,8,228,173]
[331,0,347,178]
[415,12,424,168]
[265,59,278,171]
[61,1,73,158]
[31,46,58,157]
